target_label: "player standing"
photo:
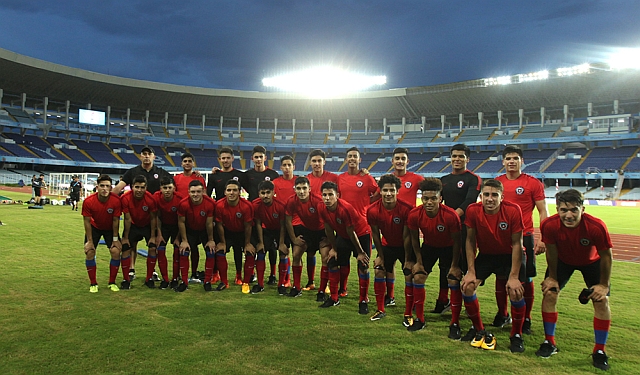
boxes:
[272,155,297,289]
[207,147,246,200]
[366,174,412,321]
[495,145,548,333]
[252,181,288,294]
[461,179,526,353]
[175,180,216,292]
[120,175,158,290]
[440,144,481,315]
[304,149,339,290]
[215,180,255,292]
[318,181,371,313]
[284,177,327,299]
[153,176,181,289]
[70,175,82,211]
[407,178,461,333]
[536,189,612,370]
[391,147,423,207]
[82,174,122,292]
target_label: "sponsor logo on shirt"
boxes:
[437,224,445,232]
[499,222,508,230]
[457,181,464,188]
[580,238,591,246]
[516,186,525,195]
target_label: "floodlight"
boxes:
[609,48,640,70]
[262,66,386,97]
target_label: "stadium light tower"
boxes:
[262,66,386,98]
[609,48,640,70]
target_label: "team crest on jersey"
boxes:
[200,210,206,217]
[309,207,316,213]
[265,177,271,181]
[154,174,159,179]
[233,176,239,181]
[236,212,242,218]
[272,213,279,219]
[337,218,343,224]
[437,224,445,232]
[516,186,525,195]
[457,181,464,188]
[393,217,401,224]
[499,222,508,230]
[171,206,177,212]
[107,208,114,214]
[356,181,363,188]
[142,206,149,212]
[580,238,591,246]
[404,181,412,189]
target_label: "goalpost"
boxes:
[48,173,99,200]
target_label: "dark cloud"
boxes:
[0,0,639,90]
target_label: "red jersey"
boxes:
[273,175,301,226]
[177,195,216,232]
[215,197,254,233]
[407,204,461,248]
[465,200,524,255]
[395,171,423,207]
[252,197,286,231]
[153,191,181,226]
[366,199,413,247]
[284,193,324,231]
[541,213,612,267]
[337,172,379,219]
[496,173,545,236]
[173,173,206,200]
[82,192,121,231]
[307,170,339,196]
[318,199,370,239]
[121,191,157,228]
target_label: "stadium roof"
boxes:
[1,47,640,126]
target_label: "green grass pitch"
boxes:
[1,189,639,374]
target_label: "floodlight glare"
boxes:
[609,48,640,70]
[262,66,386,97]
[557,63,591,77]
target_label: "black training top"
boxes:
[440,170,482,222]
[121,164,171,194]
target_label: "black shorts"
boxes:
[127,224,152,246]
[475,253,526,283]
[546,258,609,293]
[160,224,179,246]
[293,225,325,253]
[524,234,537,278]
[86,226,117,248]
[185,229,210,253]
[457,225,469,273]
[34,187,42,197]
[70,192,80,202]
[421,244,453,274]
[222,229,245,253]
[380,245,405,272]
[336,234,371,267]
[262,228,280,253]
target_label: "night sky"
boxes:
[1,0,639,91]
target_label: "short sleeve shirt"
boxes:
[284,193,324,231]
[82,192,121,231]
[318,199,370,239]
[122,164,171,194]
[173,173,207,200]
[337,172,379,219]
[252,198,286,231]
[307,171,339,197]
[153,191,181,226]
[395,171,423,207]
[177,195,216,232]
[215,197,254,233]
[244,168,280,201]
[465,200,524,255]
[366,199,413,247]
[407,204,461,248]
[496,173,545,236]
[541,212,612,266]
[121,191,158,228]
